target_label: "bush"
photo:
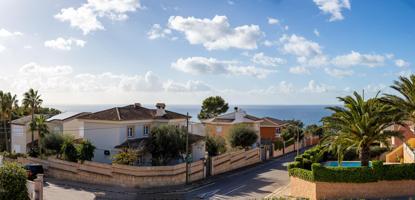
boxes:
[77,140,96,162]
[0,152,27,159]
[288,168,314,182]
[0,162,29,200]
[112,149,138,165]
[206,135,227,156]
[41,133,65,156]
[274,140,284,150]
[311,163,378,183]
[228,124,258,148]
[61,139,78,162]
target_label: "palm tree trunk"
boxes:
[3,120,8,152]
[360,145,370,167]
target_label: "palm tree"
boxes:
[0,91,18,152]
[30,115,49,155]
[22,89,43,150]
[383,75,415,124]
[322,91,403,166]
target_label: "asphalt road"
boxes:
[184,152,297,200]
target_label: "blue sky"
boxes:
[0,0,414,105]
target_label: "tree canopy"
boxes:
[322,91,403,166]
[198,96,229,120]
[228,124,258,148]
[205,135,227,156]
[147,125,187,165]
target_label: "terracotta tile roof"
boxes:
[77,104,188,121]
[262,117,287,126]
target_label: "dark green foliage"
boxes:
[273,139,284,150]
[147,125,187,165]
[61,139,78,162]
[205,135,227,156]
[372,161,415,180]
[112,150,138,165]
[288,168,314,182]
[198,96,229,120]
[41,133,65,156]
[0,162,29,200]
[228,124,258,148]
[28,147,39,157]
[77,140,96,162]
[304,124,324,138]
[311,163,378,183]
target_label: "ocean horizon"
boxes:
[46,104,336,125]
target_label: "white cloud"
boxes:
[171,57,275,78]
[257,81,295,94]
[324,68,353,78]
[365,83,387,93]
[227,0,235,5]
[44,37,86,50]
[280,34,322,58]
[4,62,211,94]
[147,24,172,40]
[55,0,141,35]
[263,40,277,47]
[313,29,320,37]
[0,28,23,37]
[0,45,5,53]
[168,15,262,50]
[164,80,211,92]
[251,52,285,67]
[23,45,32,49]
[313,0,351,22]
[303,80,331,93]
[331,51,385,67]
[268,17,279,25]
[395,59,410,67]
[289,66,310,75]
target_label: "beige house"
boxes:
[11,115,40,153]
[202,107,262,146]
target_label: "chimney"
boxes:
[234,106,239,112]
[234,106,246,122]
[155,103,166,116]
[134,103,141,108]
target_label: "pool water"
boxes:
[324,161,372,167]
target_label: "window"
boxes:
[127,127,134,138]
[216,126,222,134]
[143,125,150,136]
[275,127,281,137]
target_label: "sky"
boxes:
[0,0,414,105]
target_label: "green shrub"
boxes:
[41,133,65,155]
[61,140,78,162]
[0,162,29,200]
[77,140,96,162]
[206,135,227,156]
[288,168,314,182]
[274,140,284,150]
[112,149,138,165]
[228,124,258,148]
[311,163,378,183]
[0,152,27,159]
[294,156,303,162]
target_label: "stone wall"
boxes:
[18,157,204,188]
[291,176,415,200]
[211,148,260,176]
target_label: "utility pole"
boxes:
[296,126,300,156]
[185,112,189,184]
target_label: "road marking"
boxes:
[188,182,216,193]
[198,189,220,199]
[264,184,289,199]
[223,185,246,196]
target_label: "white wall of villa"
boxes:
[11,124,27,153]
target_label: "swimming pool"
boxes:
[324,161,372,167]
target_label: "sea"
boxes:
[47,104,335,125]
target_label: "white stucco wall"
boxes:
[62,119,84,139]
[11,125,27,153]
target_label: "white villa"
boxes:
[11,103,206,165]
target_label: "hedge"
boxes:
[289,161,415,183]
[288,168,314,182]
[0,162,29,200]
